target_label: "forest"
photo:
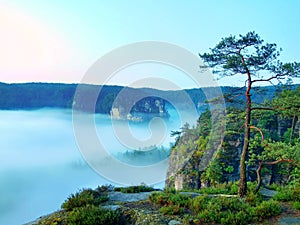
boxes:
[0,82,286,113]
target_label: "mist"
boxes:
[0,108,198,225]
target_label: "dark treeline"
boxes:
[0,82,298,113]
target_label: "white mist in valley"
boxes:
[0,107,198,225]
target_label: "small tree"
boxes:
[272,87,300,143]
[255,141,300,192]
[199,31,300,197]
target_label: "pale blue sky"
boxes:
[1,0,300,88]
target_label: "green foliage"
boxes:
[289,167,300,186]
[114,184,155,193]
[200,31,300,80]
[201,158,223,186]
[151,185,282,224]
[36,211,68,225]
[224,165,234,173]
[272,87,300,120]
[149,191,191,215]
[163,187,177,194]
[61,188,109,211]
[117,146,170,166]
[266,183,282,191]
[199,31,300,197]
[159,205,184,215]
[169,85,300,191]
[95,184,114,193]
[190,195,210,213]
[253,200,281,221]
[66,205,122,225]
[260,141,299,162]
[220,210,252,225]
[195,182,238,195]
[197,209,220,224]
[246,191,263,206]
[190,195,279,224]
[292,201,300,210]
[192,196,246,215]
[274,186,300,202]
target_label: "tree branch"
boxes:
[251,107,275,111]
[250,126,264,141]
[251,106,287,111]
[252,72,288,84]
[255,158,298,193]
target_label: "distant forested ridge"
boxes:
[0,82,298,114]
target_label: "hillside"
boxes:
[0,82,295,114]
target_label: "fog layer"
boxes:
[0,108,195,224]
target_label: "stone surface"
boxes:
[102,204,121,211]
[278,216,300,225]
[168,219,182,225]
[108,191,157,202]
[260,188,278,198]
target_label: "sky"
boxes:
[1,0,300,89]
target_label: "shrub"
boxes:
[197,209,219,223]
[220,210,252,225]
[149,191,191,207]
[191,196,247,215]
[266,183,282,191]
[168,193,191,207]
[149,191,190,215]
[229,182,239,194]
[196,209,252,225]
[114,185,155,193]
[220,211,235,225]
[190,195,210,214]
[96,184,114,193]
[217,196,246,212]
[293,201,300,210]
[151,187,283,224]
[61,188,108,211]
[163,187,177,194]
[245,190,263,206]
[160,205,184,215]
[203,197,221,213]
[148,191,166,205]
[36,211,68,225]
[67,205,122,225]
[197,186,226,194]
[253,200,281,221]
[274,187,300,202]
[190,195,281,224]
[195,182,239,195]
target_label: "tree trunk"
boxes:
[239,111,250,197]
[255,162,263,193]
[290,114,296,143]
[238,73,252,197]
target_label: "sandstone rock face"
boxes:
[165,133,242,191]
[165,150,203,191]
[111,96,169,121]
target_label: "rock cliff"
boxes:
[165,110,242,190]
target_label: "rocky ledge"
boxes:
[24,189,300,225]
[24,191,182,225]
